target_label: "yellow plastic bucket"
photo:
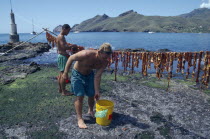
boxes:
[95,100,114,126]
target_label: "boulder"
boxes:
[0,42,51,63]
[0,62,41,84]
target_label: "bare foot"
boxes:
[87,111,95,118]
[61,90,74,96]
[78,119,87,129]
[61,93,71,96]
[58,89,62,93]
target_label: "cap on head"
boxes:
[99,43,112,54]
[62,24,71,30]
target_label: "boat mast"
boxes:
[32,19,34,32]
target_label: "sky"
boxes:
[0,0,210,33]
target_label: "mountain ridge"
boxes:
[53,8,210,33]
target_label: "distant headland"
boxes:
[54,8,210,33]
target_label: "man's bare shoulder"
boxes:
[78,50,96,56]
[72,50,96,62]
[56,35,64,41]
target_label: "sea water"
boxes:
[0,32,209,64]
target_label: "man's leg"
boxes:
[57,54,72,96]
[75,96,87,128]
[58,72,62,93]
[87,97,95,117]
[59,72,72,96]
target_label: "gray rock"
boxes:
[0,42,51,63]
[157,49,171,52]
[0,62,40,84]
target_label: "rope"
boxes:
[16,13,46,31]
[43,28,58,36]
[0,30,45,56]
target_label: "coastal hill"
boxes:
[53,8,210,33]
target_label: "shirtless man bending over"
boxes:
[56,24,77,96]
[62,43,112,128]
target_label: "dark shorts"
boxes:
[57,54,68,72]
[71,69,95,97]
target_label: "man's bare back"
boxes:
[73,50,108,75]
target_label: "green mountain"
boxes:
[54,8,210,33]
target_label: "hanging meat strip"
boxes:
[114,52,119,81]
[126,52,130,69]
[201,51,210,88]
[148,52,152,69]
[131,52,135,73]
[165,53,170,72]
[161,53,167,73]
[136,53,140,69]
[176,53,183,73]
[123,52,127,72]
[155,53,162,79]
[192,52,198,79]
[186,52,192,79]
[168,52,175,85]
[135,53,138,68]
[196,51,203,83]
[182,52,186,74]
[141,52,148,76]
[145,52,148,76]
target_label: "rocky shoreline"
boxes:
[0,42,51,63]
[0,42,51,84]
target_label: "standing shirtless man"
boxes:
[62,43,112,128]
[56,24,77,96]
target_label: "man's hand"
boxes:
[62,72,68,80]
[94,92,100,101]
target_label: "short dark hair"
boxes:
[62,24,71,30]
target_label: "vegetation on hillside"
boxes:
[54,8,210,33]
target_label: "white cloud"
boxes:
[200,0,210,8]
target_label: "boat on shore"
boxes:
[31,31,37,35]
[148,31,155,34]
[31,19,37,35]
[73,31,80,33]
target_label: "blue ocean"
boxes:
[0,32,210,64]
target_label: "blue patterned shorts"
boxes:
[71,69,95,97]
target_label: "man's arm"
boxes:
[94,63,108,100]
[60,37,77,50]
[66,43,78,50]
